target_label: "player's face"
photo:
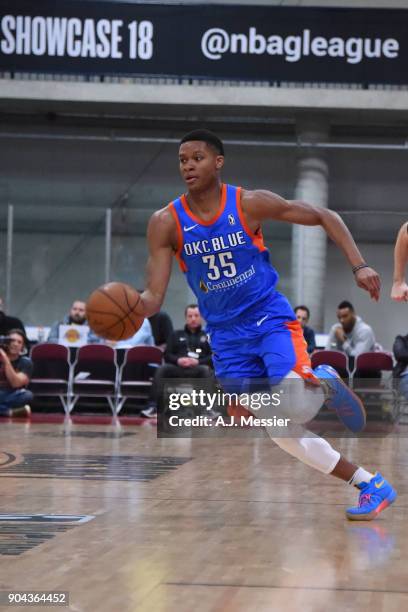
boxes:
[179,141,224,192]
[295,308,309,328]
[70,301,87,324]
[185,307,201,330]
[337,307,355,332]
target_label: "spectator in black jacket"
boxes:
[0,297,26,338]
[142,304,213,417]
[294,305,316,354]
[148,311,174,349]
[393,333,408,400]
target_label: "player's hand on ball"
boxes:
[86,282,145,341]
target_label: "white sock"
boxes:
[349,467,375,487]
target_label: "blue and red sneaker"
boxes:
[346,473,397,521]
[314,364,366,432]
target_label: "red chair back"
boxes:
[74,345,117,381]
[120,346,162,384]
[355,351,394,374]
[30,343,70,379]
[31,343,69,362]
[76,345,115,363]
[124,346,163,365]
[311,350,349,378]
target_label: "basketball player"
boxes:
[138,130,396,520]
[391,221,408,302]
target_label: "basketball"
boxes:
[86,282,144,341]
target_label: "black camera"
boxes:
[0,335,12,350]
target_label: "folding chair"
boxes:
[116,345,163,414]
[29,343,71,414]
[70,345,118,415]
[311,350,350,381]
[351,352,398,421]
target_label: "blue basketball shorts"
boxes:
[207,292,314,393]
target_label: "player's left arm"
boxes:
[241,189,380,301]
[391,222,408,302]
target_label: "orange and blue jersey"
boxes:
[170,183,280,326]
[169,183,315,389]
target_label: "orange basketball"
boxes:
[86,282,144,341]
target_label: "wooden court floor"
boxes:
[0,416,407,612]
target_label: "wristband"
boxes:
[352,263,369,274]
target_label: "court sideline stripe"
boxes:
[164,582,408,594]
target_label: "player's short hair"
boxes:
[337,300,354,311]
[185,303,199,316]
[179,130,224,156]
[294,305,310,319]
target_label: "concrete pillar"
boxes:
[291,121,329,331]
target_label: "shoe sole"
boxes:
[317,367,366,433]
[331,378,366,433]
[346,489,397,521]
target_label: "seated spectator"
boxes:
[0,329,32,417]
[142,304,213,417]
[148,311,174,349]
[393,332,408,401]
[111,318,155,348]
[294,305,316,354]
[326,300,375,357]
[0,297,26,337]
[48,300,101,344]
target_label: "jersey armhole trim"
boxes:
[236,188,267,253]
[169,202,188,272]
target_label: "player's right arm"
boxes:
[139,207,177,317]
[391,222,408,302]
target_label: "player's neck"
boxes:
[185,181,223,217]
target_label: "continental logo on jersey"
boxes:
[200,279,209,293]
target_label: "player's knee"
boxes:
[278,371,325,425]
